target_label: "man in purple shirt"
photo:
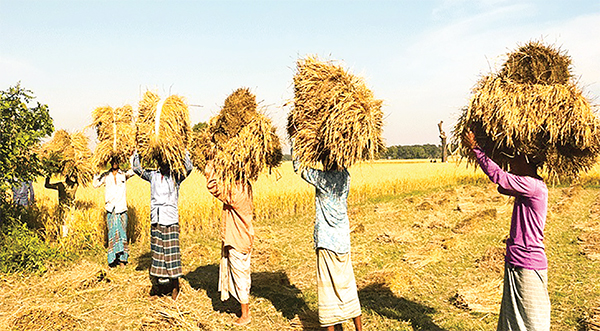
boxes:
[463,131,550,331]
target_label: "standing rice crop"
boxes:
[191,88,282,183]
[41,130,94,185]
[91,105,135,168]
[135,91,191,176]
[288,56,384,171]
[453,41,600,179]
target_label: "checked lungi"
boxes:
[106,210,129,264]
[219,246,251,304]
[497,263,551,331]
[317,248,361,327]
[150,223,182,279]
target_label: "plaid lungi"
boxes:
[219,246,251,304]
[150,223,182,278]
[497,263,551,331]
[317,248,361,327]
[106,210,129,264]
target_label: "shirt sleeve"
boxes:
[124,169,135,179]
[92,172,107,188]
[473,148,537,197]
[28,181,35,203]
[176,151,193,184]
[205,161,231,205]
[131,152,152,182]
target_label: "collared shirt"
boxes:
[12,181,35,206]
[93,169,135,213]
[131,152,192,225]
[474,148,548,270]
[205,162,254,254]
[293,160,351,254]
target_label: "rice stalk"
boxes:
[288,56,384,171]
[135,91,191,176]
[41,130,95,185]
[453,41,600,180]
[91,104,135,168]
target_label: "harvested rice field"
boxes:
[2,160,600,330]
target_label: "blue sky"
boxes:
[1,0,599,148]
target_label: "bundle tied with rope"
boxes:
[135,91,191,176]
[287,56,384,171]
[41,130,95,185]
[453,41,600,180]
[91,104,135,169]
[190,87,282,183]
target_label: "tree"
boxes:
[0,83,54,193]
[192,122,207,133]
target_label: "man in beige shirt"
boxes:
[205,161,254,326]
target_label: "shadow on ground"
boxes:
[135,251,152,271]
[359,282,448,331]
[186,266,319,329]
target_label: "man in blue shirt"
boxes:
[12,180,35,207]
[293,150,362,331]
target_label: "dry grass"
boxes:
[91,104,135,168]
[5,161,600,330]
[40,130,94,185]
[288,56,384,171]
[136,91,191,176]
[192,88,282,183]
[453,41,600,180]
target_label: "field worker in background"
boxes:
[12,180,35,207]
[205,160,254,326]
[45,175,79,237]
[463,130,550,331]
[93,158,135,267]
[131,151,192,300]
[292,147,363,331]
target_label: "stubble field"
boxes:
[2,160,600,330]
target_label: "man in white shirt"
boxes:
[93,158,135,267]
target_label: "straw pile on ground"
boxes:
[454,41,600,179]
[41,130,94,185]
[288,56,384,171]
[135,91,191,176]
[91,104,135,168]
[191,88,282,183]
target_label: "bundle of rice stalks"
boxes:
[288,56,384,171]
[91,104,135,168]
[135,91,191,176]
[191,88,282,183]
[454,41,600,179]
[41,130,94,185]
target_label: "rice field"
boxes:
[2,160,600,330]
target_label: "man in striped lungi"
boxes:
[93,158,135,267]
[463,131,550,331]
[293,148,362,331]
[131,151,193,300]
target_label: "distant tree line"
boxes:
[380,144,442,160]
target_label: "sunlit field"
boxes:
[3,160,600,330]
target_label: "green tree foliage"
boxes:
[192,121,207,132]
[0,83,54,193]
[381,144,442,159]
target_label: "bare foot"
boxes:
[171,278,180,300]
[234,315,251,326]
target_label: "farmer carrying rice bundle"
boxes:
[91,104,136,267]
[196,87,282,326]
[289,56,384,331]
[41,130,94,237]
[133,91,193,300]
[455,41,600,331]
